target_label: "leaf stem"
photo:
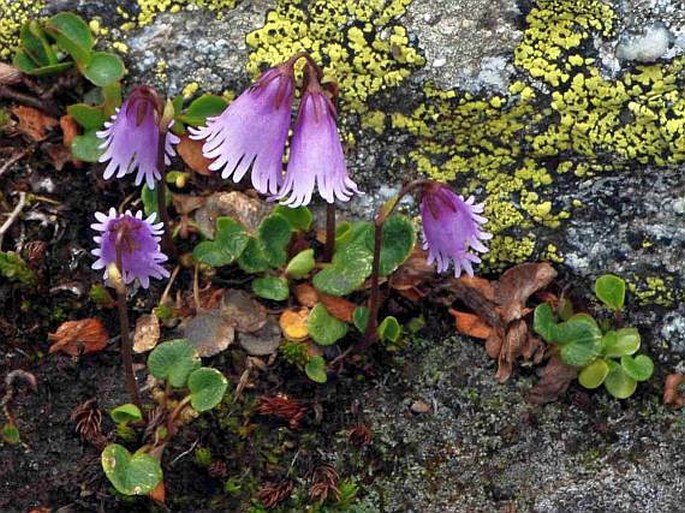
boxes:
[155,124,177,260]
[323,202,336,263]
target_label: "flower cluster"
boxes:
[190,57,360,207]
[91,208,170,289]
[420,183,491,277]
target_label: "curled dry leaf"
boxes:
[184,310,235,357]
[133,312,161,353]
[279,308,310,342]
[318,293,356,323]
[448,309,491,340]
[294,283,318,308]
[220,289,267,333]
[48,318,108,356]
[11,105,58,141]
[663,373,685,408]
[496,263,557,323]
[195,191,269,238]
[389,247,436,301]
[238,315,281,356]
[60,114,79,148]
[171,193,206,215]
[177,135,213,175]
[526,355,578,406]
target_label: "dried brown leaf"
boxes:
[184,310,235,357]
[11,105,58,141]
[59,114,79,148]
[526,356,578,405]
[238,315,281,356]
[389,247,435,300]
[177,135,213,175]
[295,283,318,308]
[495,263,557,323]
[133,312,160,353]
[663,373,685,408]
[448,308,492,340]
[318,293,356,323]
[48,318,108,356]
[171,193,206,215]
[279,308,309,342]
[221,289,267,333]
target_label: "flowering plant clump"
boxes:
[420,182,492,277]
[91,208,170,289]
[97,86,180,189]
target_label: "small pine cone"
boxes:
[207,460,228,479]
[70,398,103,445]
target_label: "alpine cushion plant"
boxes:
[275,63,360,207]
[97,85,180,190]
[91,208,170,289]
[420,182,492,277]
[189,61,296,195]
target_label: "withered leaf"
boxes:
[220,288,267,333]
[171,193,206,215]
[496,263,557,323]
[184,310,235,357]
[526,355,578,405]
[389,247,435,300]
[11,105,58,141]
[279,308,309,342]
[294,283,318,308]
[177,135,213,175]
[318,293,356,323]
[48,318,108,356]
[238,315,281,356]
[133,312,160,353]
[59,114,79,148]
[448,309,492,340]
[663,373,685,408]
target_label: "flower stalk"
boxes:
[155,100,177,260]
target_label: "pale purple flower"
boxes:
[91,208,170,289]
[420,183,492,277]
[275,76,360,207]
[97,86,179,190]
[189,64,295,195]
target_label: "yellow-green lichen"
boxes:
[0,0,45,59]
[245,0,424,112]
[628,276,677,307]
[135,0,239,27]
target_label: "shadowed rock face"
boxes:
[4,0,685,510]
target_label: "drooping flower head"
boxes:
[97,86,179,190]
[275,63,360,207]
[189,61,296,195]
[91,208,170,289]
[420,182,492,277]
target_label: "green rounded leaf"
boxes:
[68,103,107,130]
[71,131,104,162]
[2,423,21,445]
[46,12,94,64]
[258,214,292,268]
[352,306,370,333]
[110,404,143,424]
[285,249,315,279]
[376,215,416,276]
[378,316,401,343]
[533,303,555,342]
[620,354,654,382]
[188,367,228,412]
[82,52,125,87]
[604,360,637,399]
[595,274,625,311]
[307,303,348,346]
[554,314,601,344]
[20,21,55,67]
[193,217,249,267]
[179,94,228,126]
[148,339,201,388]
[252,276,289,301]
[561,342,601,368]
[578,359,610,389]
[101,444,163,496]
[601,328,640,357]
[237,237,271,273]
[313,244,373,296]
[305,355,327,383]
[273,205,313,232]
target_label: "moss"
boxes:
[245,0,424,112]
[0,0,45,59]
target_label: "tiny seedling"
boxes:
[533,274,654,399]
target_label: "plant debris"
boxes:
[238,315,281,356]
[48,318,109,356]
[663,373,685,408]
[220,288,267,333]
[11,105,58,141]
[526,355,578,406]
[133,312,161,353]
[183,309,235,357]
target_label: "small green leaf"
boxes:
[71,130,104,162]
[533,303,555,341]
[556,315,602,367]
[595,274,625,311]
[13,49,38,73]
[68,103,107,130]
[272,205,313,232]
[376,215,416,276]
[307,303,348,346]
[101,82,122,116]
[20,21,54,67]
[187,367,228,412]
[1,423,20,445]
[179,94,228,126]
[601,328,640,357]
[578,359,609,389]
[192,217,249,267]
[378,316,401,343]
[252,276,289,301]
[237,237,271,274]
[313,243,373,296]
[24,62,74,76]
[604,359,637,399]
[285,249,315,279]
[147,339,201,388]
[258,214,292,268]
[101,444,163,496]
[353,306,370,333]
[82,52,125,87]
[110,404,143,424]
[141,184,171,219]
[0,251,36,286]
[620,354,654,382]
[45,12,94,65]
[305,355,327,383]
[558,298,574,321]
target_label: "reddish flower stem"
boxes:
[155,124,177,261]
